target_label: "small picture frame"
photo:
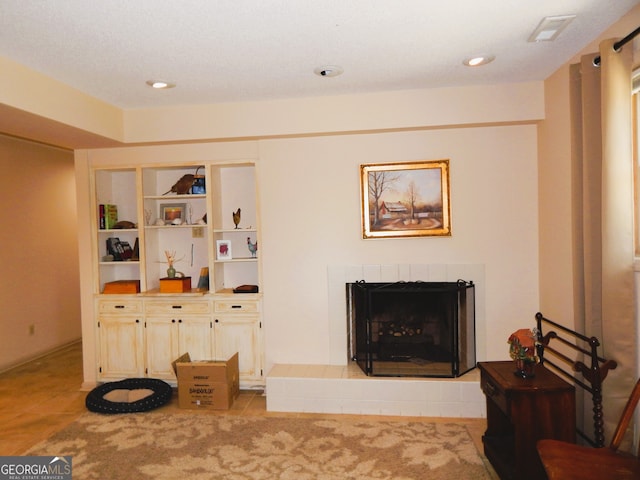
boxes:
[191,175,206,194]
[161,203,187,224]
[216,240,232,260]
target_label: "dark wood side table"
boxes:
[478,361,576,480]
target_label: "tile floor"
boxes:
[0,342,496,478]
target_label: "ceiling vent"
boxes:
[528,15,576,42]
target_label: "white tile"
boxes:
[362,265,383,282]
[419,402,444,417]
[394,380,428,402]
[379,265,401,282]
[397,264,413,279]
[429,382,449,402]
[378,403,404,416]
[346,265,364,281]
[334,379,364,399]
[358,401,384,415]
[266,364,484,418]
[397,401,424,416]
[461,380,484,402]
[441,382,463,402]
[362,379,405,401]
[264,377,286,396]
[339,398,363,414]
[318,399,345,415]
[426,264,448,281]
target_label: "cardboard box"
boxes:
[160,276,191,293]
[103,280,140,294]
[172,352,239,410]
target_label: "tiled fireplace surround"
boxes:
[266,264,487,418]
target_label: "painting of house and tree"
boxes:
[360,159,451,238]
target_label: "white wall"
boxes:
[258,125,539,372]
[75,121,539,384]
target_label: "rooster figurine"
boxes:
[247,237,258,257]
[232,208,241,229]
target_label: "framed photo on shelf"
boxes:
[160,203,187,224]
[360,159,451,239]
[216,240,232,260]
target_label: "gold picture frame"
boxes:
[360,159,451,239]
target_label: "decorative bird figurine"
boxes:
[247,237,258,257]
[232,208,241,229]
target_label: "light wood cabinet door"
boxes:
[145,316,213,379]
[177,317,213,361]
[98,315,145,380]
[145,317,178,379]
[214,315,262,382]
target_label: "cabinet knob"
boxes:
[135,319,140,323]
[215,319,219,323]
[172,319,176,323]
[178,319,182,323]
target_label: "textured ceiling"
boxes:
[1,1,639,110]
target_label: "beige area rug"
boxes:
[27,412,493,479]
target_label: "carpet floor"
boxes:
[26,411,494,479]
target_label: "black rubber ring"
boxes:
[85,378,173,414]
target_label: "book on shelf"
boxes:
[119,241,133,260]
[99,204,118,230]
[106,237,125,261]
[197,267,209,290]
[132,237,139,261]
[99,204,105,229]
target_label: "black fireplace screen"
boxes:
[347,280,476,377]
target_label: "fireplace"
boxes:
[347,280,476,377]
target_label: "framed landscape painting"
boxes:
[161,203,187,224]
[360,159,451,239]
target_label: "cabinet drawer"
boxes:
[144,300,211,315]
[97,299,143,314]
[481,375,508,416]
[214,299,259,313]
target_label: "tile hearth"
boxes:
[266,362,485,417]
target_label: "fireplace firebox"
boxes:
[347,280,476,377]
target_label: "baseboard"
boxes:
[0,338,82,375]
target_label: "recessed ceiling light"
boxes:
[528,15,576,42]
[463,55,495,67]
[314,65,343,77]
[146,80,176,89]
